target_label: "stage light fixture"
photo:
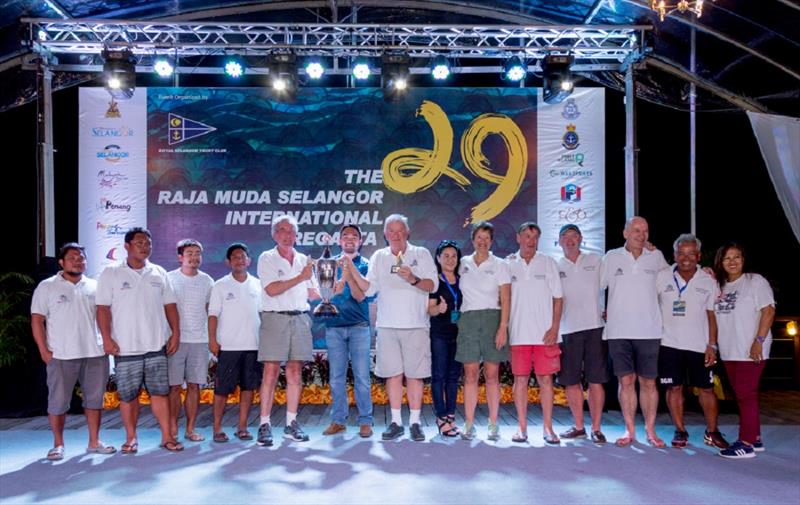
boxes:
[153,58,174,78]
[430,55,450,80]
[269,52,298,99]
[224,57,245,78]
[305,61,325,80]
[503,56,527,82]
[352,61,371,80]
[102,48,136,99]
[542,54,575,105]
[381,52,410,101]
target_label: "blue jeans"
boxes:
[430,333,462,418]
[326,325,373,425]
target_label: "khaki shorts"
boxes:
[375,327,431,379]
[455,309,509,364]
[258,312,313,362]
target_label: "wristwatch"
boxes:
[411,276,421,286]
[755,335,767,344]
[707,343,718,351]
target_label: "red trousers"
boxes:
[724,360,766,444]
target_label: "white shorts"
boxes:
[375,327,431,379]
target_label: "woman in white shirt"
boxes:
[713,242,776,459]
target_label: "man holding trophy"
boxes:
[346,214,438,441]
[255,215,320,446]
[320,224,374,438]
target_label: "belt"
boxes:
[270,310,304,316]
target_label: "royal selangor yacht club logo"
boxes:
[562,124,580,150]
[168,113,216,145]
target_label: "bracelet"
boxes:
[411,276,421,286]
[755,335,766,344]
[707,343,718,351]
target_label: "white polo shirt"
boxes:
[208,273,262,351]
[257,247,315,312]
[714,273,775,362]
[167,269,214,344]
[601,246,668,340]
[506,252,563,345]
[366,243,438,329]
[30,273,103,360]
[95,261,177,356]
[458,252,511,312]
[557,252,604,336]
[657,266,719,353]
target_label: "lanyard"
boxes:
[440,274,459,310]
[672,266,690,300]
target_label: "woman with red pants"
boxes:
[713,242,776,459]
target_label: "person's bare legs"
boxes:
[150,395,175,446]
[617,373,637,443]
[407,378,423,412]
[698,387,720,432]
[184,383,200,436]
[85,408,102,447]
[168,385,182,438]
[666,385,685,432]
[565,384,585,430]
[587,383,605,433]
[259,362,281,421]
[484,362,501,425]
[639,377,662,445]
[462,363,480,428]
[513,375,529,435]
[537,374,556,437]
[48,413,66,448]
[238,390,254,433]
[119,399,140,447]
[386,374,404,414]
[285,361,303,418]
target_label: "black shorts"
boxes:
[558,327,609,386]
[608,338,660,379]
[658,345,714,389]
[214,350,263,396]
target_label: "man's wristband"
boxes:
[707,343,718,351]
[411,276,421,286]
[755,335,767,344]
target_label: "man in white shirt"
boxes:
[556,224,609,444]
[657,233,729,449]
[506,222,563,444]
[167,239,214,443]
[31,243,116,460]
[601,216,668,447]
[208,243,263,443]
[96,227,182,453]
[256,215,319,446]
[347,214,438,441]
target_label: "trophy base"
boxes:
[313,303,340,318]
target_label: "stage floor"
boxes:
[2,391,799,505]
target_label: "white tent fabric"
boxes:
[747,111,800,244]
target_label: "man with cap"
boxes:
[556,224,609,444]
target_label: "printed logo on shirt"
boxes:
[614,268,624,276]
[121,281,132,290]
[695,287,709,295]
[583,266,596,271]
[664,284,675,292]
[644,269,656,275]
[149,280,162,288]
[715,291,737,314]
[277,269,285,277]
[56,294,68,304]
[534,274,546,280]
[225,292,236,300]
[559,271,567,279]
[461,266,470,274]
[485,269,495,275]
[410,259,418,267]
[510,275,518,283]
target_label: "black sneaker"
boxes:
[256,423,273,447]
[671,430,689,448]
[283,420,310,442]
[591,430,607,444]
[560,426,588,439]
[410,423,425,442]
[704,430,730,449]
[382,422,405,441]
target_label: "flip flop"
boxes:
[235,430,253,441]
[121,440,138,454]
[648,436,666,448]
[213,432,230,443]
[160,440,185,452]
[47,445,64,461]
[184,432,205,442]
[615,436,635,447]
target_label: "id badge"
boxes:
[390,265,400,274]
[672,300,686,316]
[450,310,460,323]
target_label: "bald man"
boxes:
[601,216,669,447]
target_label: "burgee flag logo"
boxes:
[168,113,216,145]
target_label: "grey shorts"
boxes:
[46,356,109,414]
[114,348,170,402]
[455,309,509,364]
[608,338,660,379]
[168,342,209,386]
[258,312,313,362]
[558,327,609,386]
[375,327,431,379]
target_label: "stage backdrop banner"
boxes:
[79,87,605,278]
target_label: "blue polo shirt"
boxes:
[324,254,372,328]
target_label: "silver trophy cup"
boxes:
[313,242,340,318]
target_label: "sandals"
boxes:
[647,436,666,448]
[213,432,230,443]
[512,432,528,443]
[235,430,253,441]
[615,435,635,447]
[86,441,117,454]
[121,440,139,454]
[184,432,205,442]
[436,417,459,438]
[47,445,65,461]
[160,440,185,452]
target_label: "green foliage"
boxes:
[0,272,35,368]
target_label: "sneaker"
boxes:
[752,439,765,452]
[704,430,730,449]
[284,420,310,442]
[719,440,756,459]
[461,424,476,441]
[256,423,273,447]
[560,426,588,439]
[591,431,607,444]
[671,430,689,448]
[487,422,500,442]
[410,423,425,442]
[381,422,405,441]
[322,422,346,436]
